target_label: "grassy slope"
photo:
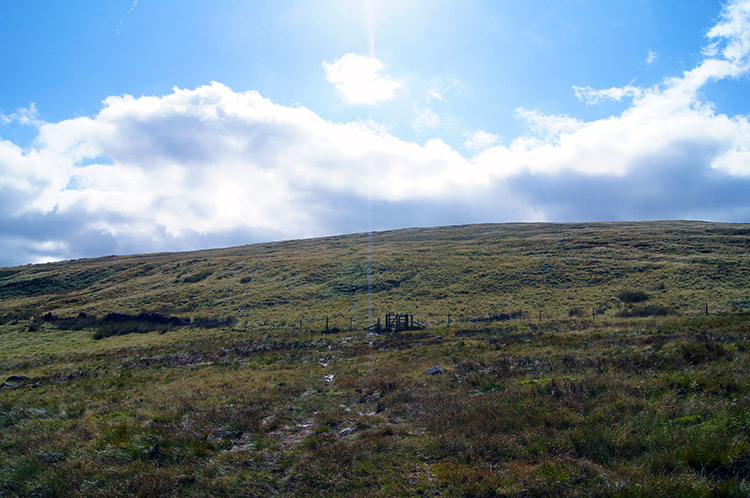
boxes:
[1,221,749,497]
[1,221,748,323]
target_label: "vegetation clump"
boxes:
[618,289,650,303]
[93,312,190,339]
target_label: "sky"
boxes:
[1,0,749,266]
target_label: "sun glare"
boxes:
[366,0,377,56]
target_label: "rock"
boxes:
[424,366,445,376]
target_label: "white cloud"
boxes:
[573,85,643,105]
[465,0,750,184]
[463,130,500,151]
[322,53,401,105]
[705,0,750,68]
[515,108,584,141]
[425,80,461,103]
[2,1,750,265]
[1,82,485,262]
[646,49,658,64]
[427,87,443,102]
[1,103,43,126]
[117,0,139,35]
[412,106,440,132]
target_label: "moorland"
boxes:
[1,221,749,496]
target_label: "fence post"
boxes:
[325,317,329,332]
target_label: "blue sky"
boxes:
[1,0,749,265]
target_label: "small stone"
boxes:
[424,366,445,376]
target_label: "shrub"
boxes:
[93,312,190,339]
[618,290,650,304]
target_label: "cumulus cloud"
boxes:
[322,53,401,105]
[646,49,658,64]
[1,0,750,266]
[0,82,492,264]
[458,0,750,212]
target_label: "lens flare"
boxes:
[365,0,377,57]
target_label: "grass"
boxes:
[0,221,749,496]
[1,221,748,325]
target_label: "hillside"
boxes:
[1,221,748,327]
[1,221,750,496]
